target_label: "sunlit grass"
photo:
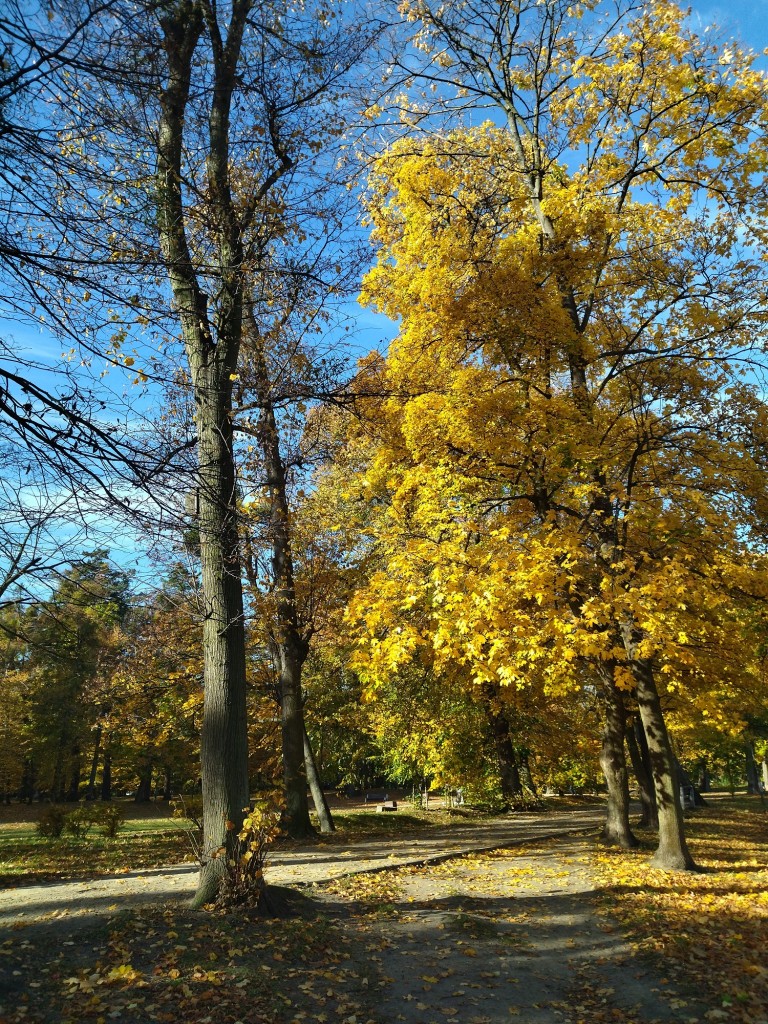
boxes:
[0,817,196,887]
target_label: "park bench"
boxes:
[364,790,389,803]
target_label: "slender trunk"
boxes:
[626,715,657,828]
[156,1,252,906]
[746,742,760,795]
[762,758,768,793]
[86,724,102,800]
[627,653,696,870]
[482,688,523,805]
[700,759,711,793]
[20,758,35,803]
[596,666,637,848]
[304,726,334,833]
[100,749,112,801]
[247,311,313,839]
[520,752,538,799]
[66,744,82,802]
[51,738,65,802]
[163,766,173,801]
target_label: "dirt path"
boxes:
[0,816,709,1024]
[0,808,603,924]
[330,837,705,1024]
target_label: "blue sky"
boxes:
[4,0,768,591]
[690,1,768,52]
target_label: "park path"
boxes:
[0,809,712,1024]
[337,836,706,1024]
[0,807,604,924]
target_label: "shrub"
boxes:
[213,800,282,910]
[63,803,126,840]
[64,806,95,839]
[89,803,125,838]
[36,805,68,838]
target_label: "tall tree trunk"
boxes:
[135,762,153,802]
[626,652,696,870]
[66,744,82,802]
[746,742,760,795]
[700,759,711,793]
[304,725,334,833]
[596,666,637,848]
[156,1,252,906]
[482,687,523,805]
[52,737,65,802]
[279,648,313,837]
[20,758,35,804]
[163,766,173,801]
[626,715,657,828]
[100,748,112,801]
[520,752,538,799]
[245,312,314,839]
[86,724,102,800]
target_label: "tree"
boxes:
[19,551,131,802]
[352,0,768,868]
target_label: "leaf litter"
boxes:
[1,801,764,1023]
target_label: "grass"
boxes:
[0,821,198,887]
[0,800,480,887]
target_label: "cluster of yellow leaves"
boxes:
[334,0,768,783]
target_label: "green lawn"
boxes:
[0,816,197,887]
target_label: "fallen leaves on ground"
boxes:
[592,798,768,1024]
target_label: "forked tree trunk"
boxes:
[596,665,637,848]
[157,1,252,907]
[626,715,657,828]
[304,726,334,833]
[626,653,696,870]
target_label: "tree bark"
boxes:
[156,0,252,906]
[304,725,334,833]
[65,743,82,802]
[519,752,538,799]
[626,714,657,828]
[100,748,112,802]
[246,313,314,839]
[86,724,102,800]
[482,687,523,805]
[596,666,637,848]
[626,653,696,870]
[135,762,153,802]
[746,742,760,795]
